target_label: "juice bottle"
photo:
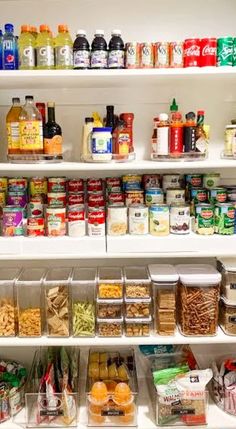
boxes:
[6,97,21,155]
[30,26,38,39]
[3,23,17,70]
[19,95,43,154]
[73,30,90,69]
[108,30,125,69]
[55,24,73,69]
[91,30,107,69]
[36,25,54,69]
[19,25,35,70]
[170,111,183,156]
[120,113,134,152]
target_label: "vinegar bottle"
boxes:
[6,97,21,155]
[19,95,43,154]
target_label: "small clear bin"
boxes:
[125,318,152,337]
[0,267,20,337]
[97,302,123,320]
[97,320,123,337]
[16,268,46,337]
[156,309,176,336]
[125,299,151,319]
[176,264,221,336]
[217,258,236,301]
[220,296,236,335]
[124,266,151,299]
[44,267,72,337]
[148,264,178,309]
[98,267,123,301]
[71,267,96,337]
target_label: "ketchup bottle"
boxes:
[170,111,183,156]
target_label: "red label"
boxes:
[68,193,84,205]
[108,192,125,204]
[184,39,201,67]
[68,210,85,221]
[88,210,105,224]
[106,177,121,187]
[68,179,84,193]
[48,178,66,192]
[87,178,103,192]
[170,126,184,154]
[200,38,217,67]
[88,193,105,207]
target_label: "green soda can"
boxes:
[215,203,235,235]
[233,38,236,66]
[217,37,233,66]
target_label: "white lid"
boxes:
[176,264,221,286]
[76,29,86,36]
[221,295,236,307]
[218,258,236,272]
[148,264,179,283]
[95,29,104,36]
[159,113,168,121]
[112,29,121,35]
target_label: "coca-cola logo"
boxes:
[184,45,200,57]
[202,45,217,56]
[68,212,84,221]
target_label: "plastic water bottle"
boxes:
[0,30,3,70]
[3,23,17,70]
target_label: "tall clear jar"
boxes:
[0,268,20,337]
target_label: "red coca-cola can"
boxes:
[88,193,105,208]
[68,179,84,193]
[87,178,103,192]
[184,38,201,67]
[200,38,217,67]
[68,193,84,206]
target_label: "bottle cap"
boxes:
[40,24,50,33]
[58,24,68,33]
[47,102,55,108]
[170,98,178,112]
[95,29,104,36]
[112,29,121,36]
[158,113,169,121]
[25,95,34,101]
[5,23,14,32]
[186,111,196,120]
[12,97,20,103]
[0,30,2,36]
[21,25,31,33]
[76,29,86,36]
[85,117,94,123]
[197,110,205,115]
[30,26,37,34]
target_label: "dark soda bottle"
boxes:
[105,105,116,130]
[108,29,125,69]
[73,30,90,69]
[184,112,196,152]
[91,30,107,69]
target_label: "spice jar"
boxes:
[220,297,236,335]
[176,264,221,336]
[0,268,20,337]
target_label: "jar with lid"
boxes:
[217,257,236,301]
[91,127,112,161]
[220,296,236,335]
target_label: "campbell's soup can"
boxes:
[88,192,105,208]
[125,42,140,68]
[140,42,154,68]
[125,190,144,206]
[200,38,217,67]
[87,178,103,192]
[0,177,8,193]
[154,42,169,68]
[46,207,66,236]
[29,177,48,199]
[68,207,86,237]
[8,177,27,193]
[169,41,184,68]
[47,192,67,207]
[48,177,67,193]
[88,208,105,236]
[68,193,84,206]
[106,177,122,193]
[29,196,44,217]
[184,38,201,67]
[68,179,84,193]
[27,218,45,237]
[107,192,125,206]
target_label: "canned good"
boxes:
[107,205,127,236]
[106,177,122,193]
[125,190,144,206]
[27,218,45,237]
[68,193,84,206]
[142,174,161,190]
[7,192,27,209]
[224,125,236,156]
[170,203,190,234]
[48,177,67,193]
[215,203,235,235]
[68,207,86,237]
[195,203,214,235]
[0,192,6,207]
[145,188,164,205]
[186,174,203,188]
[0,178,7,193]
[140,42,154,68]
[122,174,142,191]
[88,208,105,236]
[8,177,27,193]
[47,192,67,207]
[68,179,84,193]
[154,41,169,68]
[217,37,233,66]
[226,187,236,202]
[29,196,44,217]
[169,41,184,68]
[125,42,140,68]
[46,207,66,236]
[233,37,236,66]
[162,174,182,192]
[203,173,221,189]
[190,188,208,207]
[209,187,227,205]
[149,204,170,236]
[107,192,125,206]
[2,206,24,236]
[29,177,48,199]
[88,193,105,208]
[200,38,217,67]
[166,188,185,205]
[87,178,103,192]
[184,38,201,67]
[129,204,149,235]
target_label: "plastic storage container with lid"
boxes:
[217,257,236,301]
[176,264,221,336]
[0,268,20,337]
[97,267,123,301]
[220,296,236,335]
[124,266,152,299]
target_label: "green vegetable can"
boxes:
[215,203,235,235]
[195,204,214,235]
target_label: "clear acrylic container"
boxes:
[217,258,236,301]
[97,302,123,320]
[124,266,151,299]
[97,320,123,337]
[125,318,152,337]
[125,300,151,319]
[156,309,176,336]
[0,267,20,337]
[97,267,123,301]
[71,267,96,337]
[148,264,178,309]
[220,296,236,335]
[44,267,72,337]
[176,264,221,336]
[16,268,46,337]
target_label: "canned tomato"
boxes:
[88,193,105,208]
[88,208,105,236]
[7,192,27,208]
[125,190,144,206]
[27,218,45,237]
[140,42,154,68]
[68,179,84,193]
[47,192,67,207]
[149,204,170,236]
[169,41,184,68]
[209,187,227,204]
[170,203,190,234]
[106,177,122,193]
[68,207,86,237]
[195,204,214,235]
[68,193,84,206]
[87,178,103,192]
[48,177,67,193]
[0,178,7,193]
[203,173,221,189]
[29,177,47,199]
[107,192,125,206]
[122,174,142,191]
[162,174,182,192]
[2,206,24,236]
[166,188,185,205]
[8,177,27,193]
[186,174,203,188]
[215,203,235,235]
[226,187,236,201]
[154,41,169,68]
[129,204,149,235]
[107,206,127,236]
[142,174,161,190]
[46,207,66,236]
[145,188,164,205]
[29,196,44,217]
[125,42,140,68]
[184,38,201,67]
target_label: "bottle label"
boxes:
[7,122,20,150]
[44,135,63,155]
[117,133,130,154]
[92,136,112,154]
[157,127,169,155]
[108,50,124,68]
[55,46,73,67]
[19,120,43,151]
[20,46,35,67]
[3,40,16,69]
[73,50,90,68]
[91,50,107,68]
[36,46,54,67]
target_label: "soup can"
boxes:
[149,204,170,236]
[166,188,185,205]
[29,196,44,218]
[46,207,66,236]
[106,177,122,193]
[125,190,144,206]
[107,206,128,236]
[162,174,182,192]
[88,192,105,208]
[203,173,221,190]
[107,192,125,206]
[68,179,84,193]
[68,207,86,237]
[0,192,6,207]
[29,177,48,199]
[215,203,235,235]
[68,193,84,206]
[129,204,149,235]
[145,188,164,205]
[48,177,67,193]
[122,174,142,191]
[8,177,27,193]
[47,192,67,207]
[87,178,103,192]
[27,218,45,237]
[2,206,24,236]
[170,203,190,234]
[88,208,105,236]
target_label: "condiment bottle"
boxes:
[105,105,115,130]
[169,97,178,122]
[90,30,107,69]
[73,29,90,69]
[170,111,183,156]
[81,117,94,160]
[19,95,43,154]
[43,102,62,156]
[6,97,21,155]
[184,112,196,152]
[120,113,134,152]
[108,29,125,69]
[196,110,209,154]
[113,119,130,157]
[36,103,46,125]
[156,113,169,155]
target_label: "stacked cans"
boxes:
[125,41,184,68]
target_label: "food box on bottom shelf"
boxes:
[86,348,138,427]
[22,347,80,428]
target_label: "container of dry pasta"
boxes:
[217,258,236,301]
[97,267,123,301]
[220,296,236,335]
[176,264,221,336]
[0,268,20,337]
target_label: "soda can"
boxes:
[184,38,201,67]
[154,42,169,68]
[169,41,184,68]
[233,38,236,66]
[200,38,217,67]
[217,37,233,66]
[140,42,154,68]
[125,42,140,68]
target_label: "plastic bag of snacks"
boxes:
[212,358,236,416]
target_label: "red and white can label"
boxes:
[88,209,105,236]
[184,39,201,67]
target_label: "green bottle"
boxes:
[36,25,55,69]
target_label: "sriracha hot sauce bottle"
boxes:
[170,111,183,157]
[184,112,196,153]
